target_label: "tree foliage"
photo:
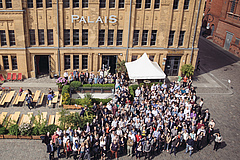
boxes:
[180,64,194,78]
[116,60,127,74]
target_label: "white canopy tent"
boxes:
[125,53,166,80]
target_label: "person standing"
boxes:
[47,92,54,107]
[144,140,151,160]
[19,87,23,96]
[127,137,134,156]
[170,136,180,156]
[213,133,222,151]
[25,94,33,110]
[136,142,142,159]
[72,140,79,160]
[207,125,214,145]
[55,136,62,159]
[183,76,188,88]
[65,139,72,159]
[185,135,194,157]
[64,71,68,80]
[47,140,55,160]
[110,139,119,159]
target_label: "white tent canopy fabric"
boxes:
[125,53,166,79]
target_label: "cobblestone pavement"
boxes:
[0,37,240,160]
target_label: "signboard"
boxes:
[72,15,117,24]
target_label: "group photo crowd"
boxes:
[44,73,222,160]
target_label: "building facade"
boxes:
[207,0,240,57]
[0,0,205,79]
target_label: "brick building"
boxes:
[204,0,240,57]
[0,0,205,79]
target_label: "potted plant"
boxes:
[180,64,194,78]
[18,123,32,139]
[56,77,68,93]
[116,60,127,77]
[5,124,19,139]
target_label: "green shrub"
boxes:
[82,84,114,88]
[71,98,92,107]
[82,84,92,87]
[181,64,194,78]
[62,85,70,95]
[0,125,6,135]
[8,124,20,136]
[19,123,32,136]
[70,81,82,90]
[46,124,59,135]
[62,93,71,105]
[92,98,112,105]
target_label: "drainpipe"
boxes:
[57,0,61,76]
[190,0,202,63]
[125,0,133,62]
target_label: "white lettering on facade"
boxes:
[71,15,117,24]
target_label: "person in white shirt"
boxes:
[111,118,118,129]
[135,87,141,97]
[151,84,156,91]
[56,128,62,136]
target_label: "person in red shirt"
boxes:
[136,132,142,143]
[51,132,59,145]
[183,76,188,87]
[197,120,205,130]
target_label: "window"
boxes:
[0,0,2,8]
[64,55,70,70]
[149,55,154,61]
[133,30,139,46]
[37,0,43,8]
[29,29,36,45]
[82,55,88,69]
[99,30,105,45]
[11,56,17,70]
[173,0,179,10]
[178,31,185,46]
[142,30,148,46]
[154,0,160,9]
[38,29,45,45]
[0,30,7,46]
[131,55,138,61]
[73,29,79,45]
[100,0,106,8]
[150,30,157,46]
[2,56,9,70]
[82,29,88,45]
[6,0,12,8]
[109,0,115,8]
[64,29,70,45]
[117,30,123,45]
[73,0,79,8]
[73,55,79,69]
[9,30,15,46]
[46,0,52,8]
[235,38,240,46]
[136,0,142,8]
[47,29,53,45]
[108,30,114,45]
[145,0,151,9]
[119,0,124,8]
[184,0,190,10]
[82,0,88,8]
[230,0,236,13]
[28,0,33,8]
[168,31,175,46]
[63,0,69,8]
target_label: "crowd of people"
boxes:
[44,75,222,160]
[63,67,120,85]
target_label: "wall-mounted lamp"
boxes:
[162,62,165,65]
[120,53,123,56]
[98,53,100,55]
[163,58,167,61]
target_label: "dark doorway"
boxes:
[102,55,117,74]
[164,56,181,76]
[35,55,49,77]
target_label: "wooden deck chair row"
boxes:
[0,93,6,106]
[12,94,19,106]
[18,112,33,126]
[6,112,20,128]
[48,115,55,125]
[0,112,8,125]
[33,112,47,127]
[55,112,61,126]
[37,93,45,106]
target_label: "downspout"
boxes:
[57,0,61,76]
[190,0,202,63]
[126,0,133,62]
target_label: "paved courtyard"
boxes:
[0,37,240,160]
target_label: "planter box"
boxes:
[32,135,42,140]
[103,90,112,93]
[0,135,4,139]
[18,135,32,139]
[4,135,18,139]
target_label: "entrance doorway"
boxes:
[224,31,234,50]
[164,56,181,76]
[35,55,49,77]
[102,55,117,74]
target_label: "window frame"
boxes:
[47,29,53,45]
[0,30,7,46]
[133,30,140,46]
[63,0,70,8]
[11,56,18,70]
[0,0,3,8]
[29,29,36,46]
[2,56,9,70]
[73,0,79,8]
[27,0,33,8]
[82,0,88,8]
[99,29,105,46]
[82,29,88,46]
[183,0,190,10]
[100,0,106,8]
[136,0,142,9]
[142,30,148,46]
[9,30,15,46]
[82,55,88,70]
[150,30,157,46]
[64,29,70,45]
[117,30,123,46]
[109,0,115,8]
[173,0,179,10]
[38,29,45,45]
[108,30,114,45]
[64,55,71,70]
[6,0,12,8]
[145,0,151,9]
[36,0,43,8]
[154,0,160,9]
[118,0,124,8]
[46,0,52,8]
[73,55,79,69]
[235,38,240,46]
[131,55,138,61]
[73,29,79,45]
[168,30,175,46]
[178,31,185,46]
